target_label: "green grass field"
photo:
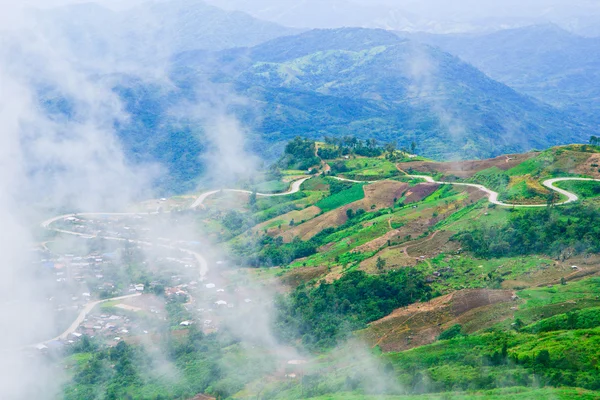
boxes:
[555,180,600,199]
[315,184,366,212]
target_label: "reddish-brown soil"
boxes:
[404,183,440,204]
[361,289,516,352]
[397,153,538,178]
[281,181,408,242]
[361,181,409,209]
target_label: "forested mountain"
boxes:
[114,28,595,192]
[405,25,600,119]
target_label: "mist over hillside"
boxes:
[3,1,600,399]
[114,27,595,192]
[34,0,299,66]
[11,1,597,196]
[402,25,600,122]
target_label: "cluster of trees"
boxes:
[245,235,318,267]
[320,136,386,159]
[589,136,600,146]
[319,136,416,160]
[457,206,600,258]
[281,137,320,170]
[274,269,431,351]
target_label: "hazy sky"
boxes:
[197,0,600,34]
[25,0,600,17]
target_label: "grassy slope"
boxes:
[208,146,600,398]
[306,387,599,399]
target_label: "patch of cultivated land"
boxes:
[282,181,408,242]
[279,265,328,288]
[253,205,322,235]
[397,153,537,178]
[361,289,516,352]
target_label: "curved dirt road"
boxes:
[38,173,597,347]
[36,212,209,347]
[333,175,600,208]
[190,177,311,209]
[33,293,142,347]
[37,177,312,347]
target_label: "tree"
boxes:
[248,190,257,207]
[590,136,599,146]
[376,257,386,272]
[346,209,355,219]
[410,141,417,155]
[384,141,397,157]
[535,349,551,367]
[547,192,558,207]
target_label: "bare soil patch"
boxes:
[404,183,440,204]
[360,181,408,209]
[361,289,515,352]
[575,153,600,178]
[281,181,408,242]
[398,153,537,178]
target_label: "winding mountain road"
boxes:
[190,177,311,209]
[332,175,600,208]
[35,173,598,347]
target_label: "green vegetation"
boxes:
[315,183,365,212]
[330,158,399,180]
[555,180,600,199]
[438,324,464,341]
[457,205,600,258]
[522,307,600,333]
[304,388,600,399]
[275,270,431,351]
[60,138,600,399]
[280,137,320,170]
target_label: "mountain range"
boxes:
[111,27,596,192]
[405,24,600,120]
[26,2,600,194]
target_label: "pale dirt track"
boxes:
[190,177,310,209]
[35,174,597,347]
[36,212,209,347]
[332,175,600,208]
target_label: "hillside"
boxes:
[405,25,600,120]
[114,28,595,193]
[56,139,600,398]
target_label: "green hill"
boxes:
[60,140,600,399]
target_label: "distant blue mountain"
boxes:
[403,25,600,120]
